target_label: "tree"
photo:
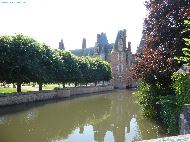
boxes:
[132,0,190,86]
[8,34,41,92]
[34,43,56,91]
[0,35,12,83]
[76,57,90,86]
[101,61,112,83]
[53,50,82,87]
[94,59,112,84]
[53,50,67,87]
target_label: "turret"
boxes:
[113,30,126,52]
[59,39,65,50]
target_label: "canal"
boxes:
[0,90,167,142]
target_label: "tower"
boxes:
[111,30,127,89]
[59,39,65,50]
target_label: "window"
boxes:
[117,64,123,72]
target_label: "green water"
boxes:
[0,90,167,142]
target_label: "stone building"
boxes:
[70,33,112,60]
[70,29,137,88]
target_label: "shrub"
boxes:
[159,95,179,134]
[136,80,162,119]
[136,73,190,134]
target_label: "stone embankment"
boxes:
[138,134,190,142]
[0,86,114,106]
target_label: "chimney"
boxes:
[82,38,86,49]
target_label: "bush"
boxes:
[136,73,190,134]
[136,80,162,119]
[172,73,190,106]
[159,95,179,134]
[161,72,190,133]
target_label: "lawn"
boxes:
[0,88,28,93]
[43,83,75,90]
[43,84,61,90]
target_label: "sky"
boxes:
[0,0,147,53]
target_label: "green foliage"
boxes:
[0,34,112,92]
[159,95,178,134]
[136,80,164,118]
[176,19,190,64]
[35,43,56,84]
[76,56,90,85]
[137,73,190,134]
[0,35,12,82]
[53,50,82,87]
[160,73,190,134]
[172,73,190,106]
[76,56,112,86]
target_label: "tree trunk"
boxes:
[13,83,16,88]
[62,82,65,88]
[17,83,21,92]
[39,82,43,91]
[3,82,6,88]
[103,81,105,85]
[75,82,77,87]
[86,83,88,86]
[95,82,97,86]
[32,83,35,87]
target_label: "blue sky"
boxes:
[0,0,147,53]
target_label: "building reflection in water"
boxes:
[64,115,141,142]
[59,90,142,142]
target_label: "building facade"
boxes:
[111,30,136,88]
[66,29,137,88]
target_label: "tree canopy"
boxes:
[132,0,190,86]
[0,34,112,92]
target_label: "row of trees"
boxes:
[132,0,190,133]
[0,34,112,92]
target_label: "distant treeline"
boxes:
[0,34,112,92]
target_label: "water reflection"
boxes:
[0,90,167,142]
